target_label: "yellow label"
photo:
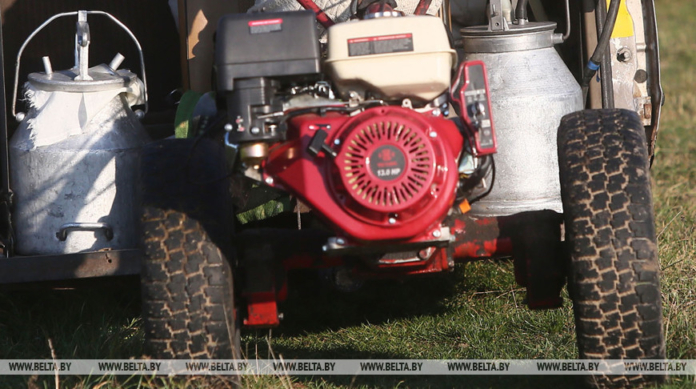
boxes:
[609,1,635,38]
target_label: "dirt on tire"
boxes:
[558,109,665,388]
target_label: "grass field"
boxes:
[0,0,693,388]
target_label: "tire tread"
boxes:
[558,109,665,388]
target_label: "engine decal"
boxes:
[248,18,283,34]
[336,108,437,213]
[347,33,413,57]
[369,145,406,181]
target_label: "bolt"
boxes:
[278,313,284,320]
[418,248,432,259]
[265,177,274,185]
[322,245,328,252]
[432,230,441,238]
[617,47,632,63]
[432,108,441,117]
[336,238,345,245]
[250,127,261,135]
[388,217,396,224]
[334,139,341,146]
[224,123,233,132]
[634,69,648,83]
[429,131,437,138]
[15,112,26,122]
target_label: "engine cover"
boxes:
[264,106,463,242]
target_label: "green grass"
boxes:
[0,0,694,388]
[651,0,696,368]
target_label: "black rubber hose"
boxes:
[581,0,621,88]
[596,0,615,108]
[515,0,529,21]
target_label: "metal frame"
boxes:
[0,5,13,257]
[0,249,141,285]
[237,211,566,328]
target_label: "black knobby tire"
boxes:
[140,138,241,359]
[558,109,665,387]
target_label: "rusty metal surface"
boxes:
[0,249,141,284]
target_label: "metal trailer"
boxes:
[0,1,666,387]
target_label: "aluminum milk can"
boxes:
[9,11,150,255]
[461,20,583,216]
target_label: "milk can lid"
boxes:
[27,64,138,93]
[460,21,559,53]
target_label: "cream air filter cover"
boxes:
[325,15,456,102]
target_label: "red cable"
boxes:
[414,0,433,15]
[297,0,336,28]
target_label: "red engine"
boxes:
[264,106,463,243]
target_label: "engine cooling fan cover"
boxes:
[330,106,456,226]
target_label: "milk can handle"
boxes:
[12,10,149,120]
[57,222,114,241]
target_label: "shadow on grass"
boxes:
[0,277,142,358]
[245,343,582,389]
[240,263,584,388]
[0,276,143,387]
[266,260,516,338]
[271,269,461,337]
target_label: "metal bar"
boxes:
[596,0,615,109]
[440,0,452,31]
[0,249,141,284]
[583,9,603,108]
[86,11,149,114]
[56,222,113,241]
[12,11,78,120]
[562,0,571,41]
[448,214,514,260]
[240,212,563,275]
[643,0,662,157]
[0,9,13,255]
[178,0,190,91]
